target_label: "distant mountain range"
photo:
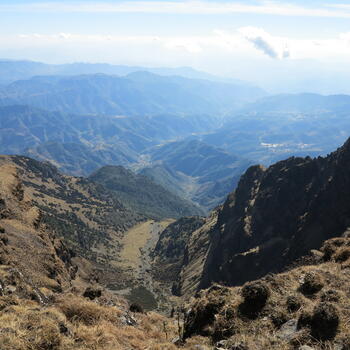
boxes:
[2,68,350,213]
[201,93,350,164]
[242,93,350,113]
[0,59,256,86]
[0,104,219,173]
[0,72,265,116]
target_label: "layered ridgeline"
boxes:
[141,139,251,210]
[89,165,204,219]
[152,137,350,297]
[0,105,249,211]
[0,105,219,175]
[0,72,265,116]
[0,59,259,85]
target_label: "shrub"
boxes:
[83,287,102,300]
[299,272,324,295]
[297,311,313,330]
[311,302,339,340]
[241,281,270,306]
[334,247,350,263]
[130,302,144,313]
[270,311,289,328]
[320,289,340,303]
[184,295,224,339]
[239,281,270,319]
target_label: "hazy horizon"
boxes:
[1,0,350,94]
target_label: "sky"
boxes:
[1,0,350,93]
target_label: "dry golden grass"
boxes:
[119,220,172,269]
[0,292,210,350]
[183,237,350,349]
[119,220,155,269]
[57,294,122,325]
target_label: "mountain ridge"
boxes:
[0,72,265,116]
[89,164,204,219]
[151,137,350,298]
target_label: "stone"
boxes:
[120,313,137,326]
[277,319,299,341]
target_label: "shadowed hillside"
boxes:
[151,137,350,298]
[89,165,204,219]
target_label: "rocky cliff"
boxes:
[153,138,350,296]
[200,138,350,289]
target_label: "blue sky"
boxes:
[1,1,350,92]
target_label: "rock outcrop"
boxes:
[200,138,350,288]
[153,138,350,296]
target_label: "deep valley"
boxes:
[1,59,350,350]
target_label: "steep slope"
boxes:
[89,165,204,219]
[0,156,144,279]
[152,137,350,297]
[151,216,205,293]
[200,138,350,289]
[0,72,264,116]
[0,157,75,297]
[0,156,211,350]
[183,234,350,349]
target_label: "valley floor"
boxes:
[108,220,175,312]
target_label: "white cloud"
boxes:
[1,1,350,18]
[238,26,288,59]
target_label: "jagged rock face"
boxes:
[199,138,350,288]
